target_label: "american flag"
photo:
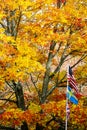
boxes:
[67,66,79,93]
[66,103,70,119]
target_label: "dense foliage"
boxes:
[0,0,87,129]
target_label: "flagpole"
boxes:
[65,66,69,130]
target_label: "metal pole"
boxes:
[65,66,69,130]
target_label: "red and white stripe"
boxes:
[66,103,70,119]
[67,74,79,93]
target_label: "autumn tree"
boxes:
[0,0,87,130]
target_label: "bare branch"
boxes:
[5,80,14,90]
[0,98,16,103]
[0,22,6,29]
[50,43,69,79]
[72,54,87,68]
[52,42,62,58]
[30,73,41,98]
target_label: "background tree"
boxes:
[0,0,87,129]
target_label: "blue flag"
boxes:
[67,86,78,105]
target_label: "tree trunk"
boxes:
[41,42,56,104]
[21,122,29,130]
[36,123,44,130]
[14,81,26,110]
[13,81,28,130]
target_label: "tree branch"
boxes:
[30,73,41,98]
[5,80,14,90]
[15,7,22,40]
[72,54,87,68]
[0,22,6,29]
[41,41,56,103]
[0,98,16,103]
[0,125,15,130]
[50,43,69,79]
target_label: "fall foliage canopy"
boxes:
[0,0,87,130]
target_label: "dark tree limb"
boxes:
[0,98,16,103]
[0,125,15,130]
